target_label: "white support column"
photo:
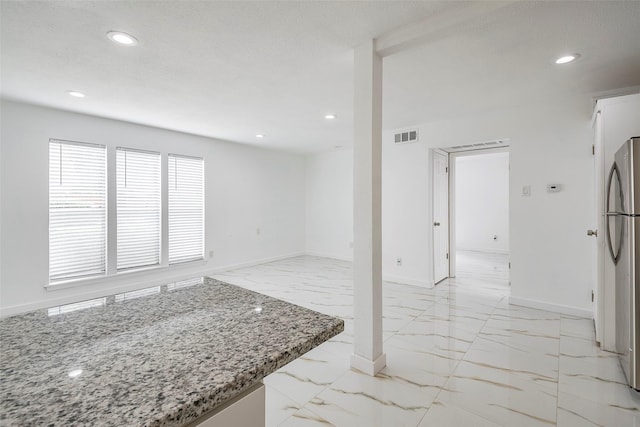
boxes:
[350,39,386,376]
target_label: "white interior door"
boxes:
[593,110,604,344]
[595,94,640,352]
[433,150,449,284]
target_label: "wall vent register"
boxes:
[394,129,419,144]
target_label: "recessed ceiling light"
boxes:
[67,90,86,98]
[107,31,138,46]
[256,134,264,138]
[555,54,580,64]
[325,114,336,119]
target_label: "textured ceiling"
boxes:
[1,1,639,153]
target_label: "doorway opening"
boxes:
[452,147,510,290]
[432,144,510,291]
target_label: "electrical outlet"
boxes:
[396,258,402,267]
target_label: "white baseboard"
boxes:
[383,274,433,288]
[0,251,305,318]
[304,251,433,288]
[304,250,353,262]
[350,352,387,376]
[458,247,510,255]
[206,252,305,275]
[509,296,593,319]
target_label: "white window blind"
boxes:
[168,154,204,264]
[49,140,106,282]
[116,148,161,270]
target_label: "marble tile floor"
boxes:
[213,251,640,426]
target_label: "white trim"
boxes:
[448,146,510,158]
[350,352,387,376]
[457,247,510,255]
[590,108,601,128]
[509,296,593,319]
[4,266,213,318]
[45,259,207,291]
[592,108,604,346]
[303,251,433,288]
[106,145,117,275]
[448,150,456,278]
[206,252,304,275]
[590,85,640,107]
[383,274,433,288]
[304,250,353,262]
[161,152,170,268]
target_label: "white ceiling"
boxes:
[2,1,639,153]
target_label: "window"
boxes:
[116,148,161,270]
[168,154,204,264]
[49,142,205,285]
[49,140,106,282]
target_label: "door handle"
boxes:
[606,162,623,265]
[434,222,440,226]
[587,229,598,237]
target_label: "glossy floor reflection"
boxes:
[213,251,640,426]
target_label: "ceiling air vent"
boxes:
[394,129,419,144]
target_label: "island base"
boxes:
[186,382,265,427]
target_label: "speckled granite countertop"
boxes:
[0,277,343,426]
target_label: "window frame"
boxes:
[115,147,162,272]
[48,139,107,283]
[168,153,205,265]
[46,140,206,290]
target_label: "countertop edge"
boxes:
[152,317,345,427]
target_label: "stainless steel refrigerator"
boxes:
[607,136,640,391]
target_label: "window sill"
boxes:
[45,259,208,292]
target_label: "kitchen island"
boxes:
[0,277,344,426]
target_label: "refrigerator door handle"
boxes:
[606,162,623,265]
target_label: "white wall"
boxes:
[305,149,353,260]
[421,98,594,316]
[304,96,595,315]
[0,100,306,315]
[381,137,431,287]
[303,140,431,287]
[455,152,509,253]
